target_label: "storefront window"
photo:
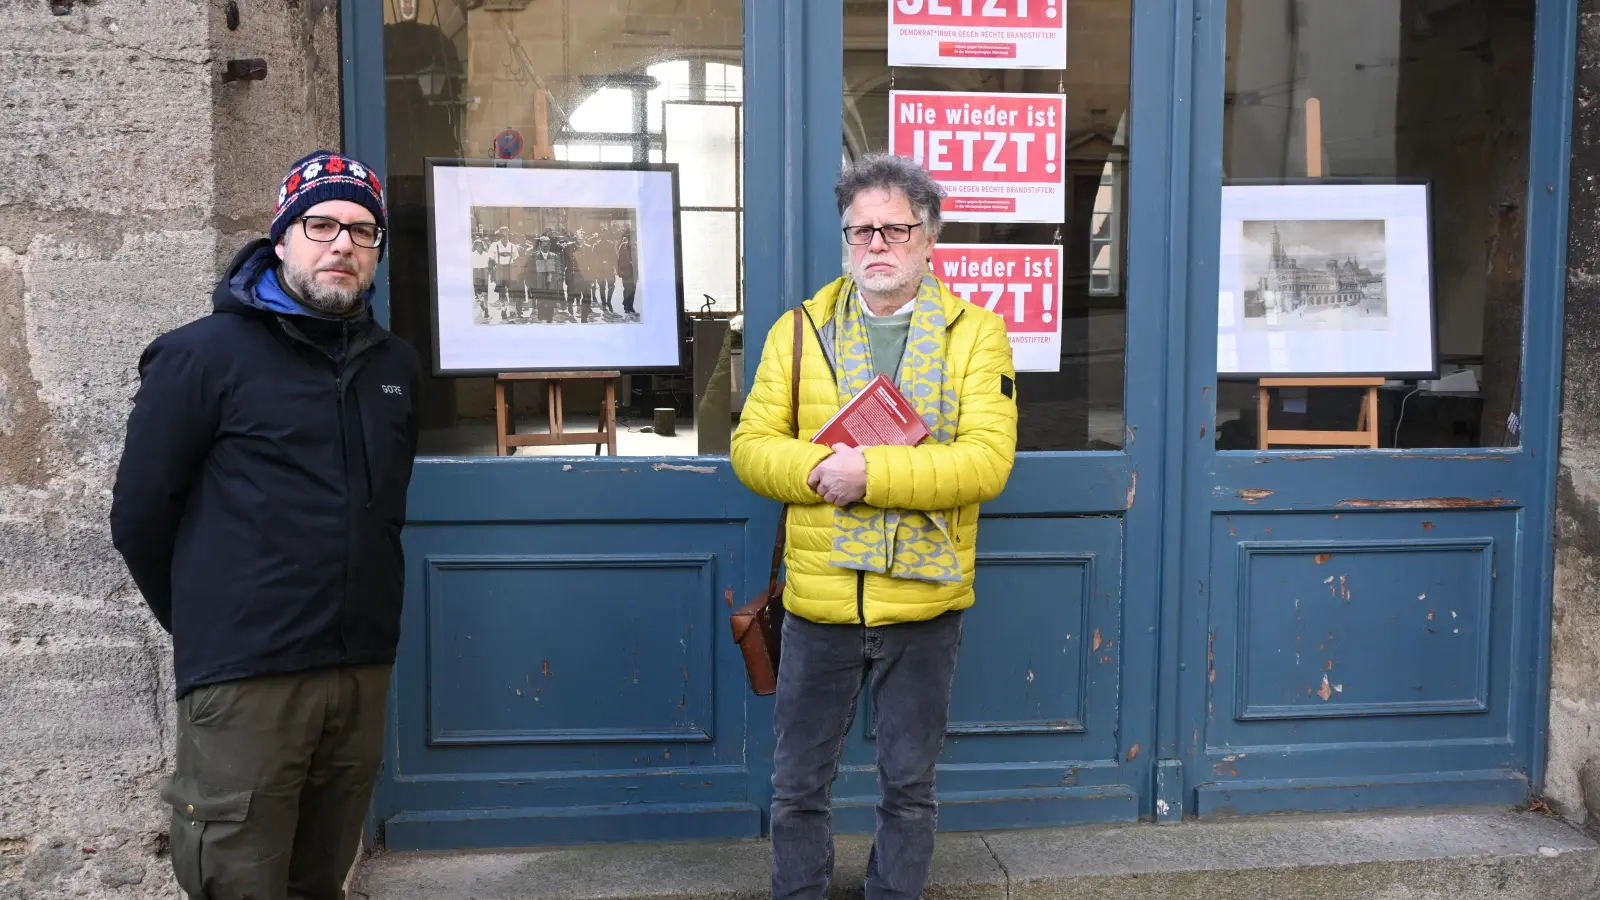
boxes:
[843,0,1132,452]
[383,0,744,457]
[1216,0,1532,449]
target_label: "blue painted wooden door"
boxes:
[343,0,1176,849]
[738,1,1179,833]
[342,0,788,849]
[810,0,1200,828]
[341,0,1571,849]
[1166,0,1573,818]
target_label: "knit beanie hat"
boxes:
[270,150,388,256]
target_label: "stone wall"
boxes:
[1551,3,1600,832]
[0,2,340,897]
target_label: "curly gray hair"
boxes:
[835,152,946,239]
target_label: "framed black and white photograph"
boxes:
[1218,181,1436,379]
[426,159,686,375]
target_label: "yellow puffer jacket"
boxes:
[731,276,1018,626]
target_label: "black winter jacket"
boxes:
[110,241,420,697]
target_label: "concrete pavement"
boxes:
[350,809,1599,900]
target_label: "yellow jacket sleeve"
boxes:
[731,313,833,504]
[861,311,1018,511]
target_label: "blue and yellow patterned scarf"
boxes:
[828,276,964,584]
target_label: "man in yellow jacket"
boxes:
[732,152,1018,900]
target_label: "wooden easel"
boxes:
[1256,98,1383,450]
[495,371,620,457]
[1257,377,1382,449]
[530,89,555,161]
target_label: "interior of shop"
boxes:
[379,0,1530,456]
[1216,0,1533,449]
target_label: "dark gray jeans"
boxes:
[770,610,964,900]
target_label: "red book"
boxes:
[812,374,931,448]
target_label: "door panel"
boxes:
[1183,484,1539,814]
[1174,0,1573,817]
[831,515,1136,831]
[422,550,721,746]
[384,468,766,850]
[343,0,780,849]
[1197,508,1528,814]
[820,0,1176,830]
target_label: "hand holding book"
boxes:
[808,443,867,506]
[806,375,928,506]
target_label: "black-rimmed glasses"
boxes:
[842,222,922,245]
[296,215,385,249]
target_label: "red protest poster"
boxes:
[889,91,1067,223]
[933,244,1063,372]
[888,0,1067,69]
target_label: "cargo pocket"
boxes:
[183,683,224,726]
[160,776,251,898]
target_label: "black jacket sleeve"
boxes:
[109,337,220,632]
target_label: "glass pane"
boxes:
[707,62,744,103]
[1216,0,1532,450]
[682,211,740,315]
[569,87,634,132]
[667,103,738,207]
[382,3,744,458]
[843,1,1132,452]
[647,61,692,133]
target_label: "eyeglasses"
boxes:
[296,215,385,249]
[842,222,922,245]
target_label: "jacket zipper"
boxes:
[334,323,351,661]
[802,303,971,628]
[805,299,965,628]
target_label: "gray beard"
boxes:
[854,260,921,298]
[280,260,366,317]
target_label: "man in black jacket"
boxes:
[110,150,419,900]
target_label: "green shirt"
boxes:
[861,298,914,380]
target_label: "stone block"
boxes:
[0,3,212,216]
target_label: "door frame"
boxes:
[336,0,1198,836]
[744,0,1176,825]
[336,0,1575,840]
[340,0,797,845]
[342,0,1183,834]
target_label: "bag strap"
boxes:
[766,308,804,597]
[789,307,804,430]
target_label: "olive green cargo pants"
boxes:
[159,665,392,900]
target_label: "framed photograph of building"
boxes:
[425,159,686,376]
[1217,180,1436,379]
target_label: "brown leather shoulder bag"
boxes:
[730,308,804,696]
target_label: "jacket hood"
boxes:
[213,238,374,321]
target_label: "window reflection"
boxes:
[1089,119,1125,297]
[1217,0,1532,450]
[842,0,1133,452]
[383,2,745,458]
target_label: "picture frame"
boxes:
[1217,179,1438,380]
[424,158,688,377]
